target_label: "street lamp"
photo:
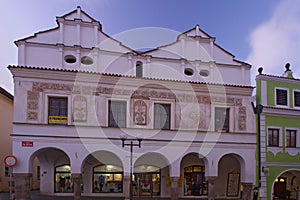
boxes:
[120,134,142,200]
[251,102,263,188]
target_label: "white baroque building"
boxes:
[9,7,256,200]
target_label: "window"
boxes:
[64,55,76,64]
[215,108,229,132]
[184,166,207,196]
[268,128,279,147]
[93,165,123,193]
[184,68,194,76]
[81,56,93,65]
[136,61,143,78]
[37,166,40,180]
[48,97,68,125]
[276,89,288,106]
[55,165,73,193]
[294,91,300,107]
[109,101,126,128]
[286,130,296,148]
[154,103,171,130]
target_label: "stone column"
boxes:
[241,182,253,200]
[123,174,130,200]
[14,173,32,200]
[207,176,217,200]
[170,177,180,200]
[71,173,81,200]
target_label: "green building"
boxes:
[256,64,300,200]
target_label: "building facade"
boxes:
[0,87,14,192]
[10,7,256,199]
[255,65,300,200]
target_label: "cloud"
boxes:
[247,0,300,79]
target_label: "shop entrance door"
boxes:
[133,172,160,197]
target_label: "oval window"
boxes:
[199,69,209,77]
[64,55,76,64]
[184,68,194,76]
[81,56,93,65]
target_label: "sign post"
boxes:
[4,155,17,200]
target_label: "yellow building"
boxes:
[0,87,40,192]
[0,87,14,192]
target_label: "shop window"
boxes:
[184,166,207,196]
[154,103,171,130]
[268,128,279,147]
[215,107,229,132]
[276,88,288,106]
[55,165,73,193]
[93,165,123,193]
[136,61,143,78]
[48,97,68,125]
[286,130,296,148]
[109,101,127,128]
[133,165,160,197]
[294,91,300,107]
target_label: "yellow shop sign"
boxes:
[48,116,67,124]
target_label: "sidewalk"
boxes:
[0,190,124,200]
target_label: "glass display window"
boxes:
[55,165,73,193]
[93,165,123,193]
[133,165,161,197]
[184,165,207,196]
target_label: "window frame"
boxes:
[285,129,297,148]
[45,94,71,125]
[153,103,171,130]
[293,90,300,108]
[136,61,143,78]
[108,100,127,128]
[48,96,68,125]
[275,87,289,107]
[268,128,280,147]
[214,107,230,132]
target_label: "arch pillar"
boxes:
[241,182,253,200]
[14,173,32,200]
[71,173,81,200]
[170,177,180,200]
[207,176,217,200]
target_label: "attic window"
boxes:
[199,69,209,77]
[64,55,76,64]
[184,68,194,76]
[81,56,93,65]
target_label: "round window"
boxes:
[199,69,209,77]
[81,56,93,65]
[184,68,194,76]
[64,55,76,64]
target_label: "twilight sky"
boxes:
[1,0,300,94]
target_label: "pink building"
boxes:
[10,7,256,200]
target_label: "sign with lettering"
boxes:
[22,141,34,147]
[48,116,67,124]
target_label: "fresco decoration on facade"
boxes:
[238,106,247,131]
[266,151,300,163]
[133,99,147,125]
[73,95,87,122]
[32,82,73,92]
[27,91,39,121]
